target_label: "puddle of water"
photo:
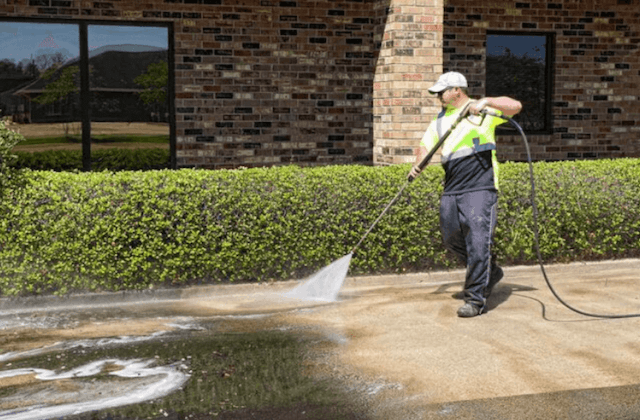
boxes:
[0,319,208,419]
[0,319,204,419]
[0,282,377,419]
[0,307,367,420]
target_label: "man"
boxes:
[408,71,522,318]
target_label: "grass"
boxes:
[4,330,365,420]
[10,122,170,152]
[19,135,169,146]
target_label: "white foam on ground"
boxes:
[0,318,202,363]
[282,253,352,302]
[0,359,190,420]
[0,331,168,363]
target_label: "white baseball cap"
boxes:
[428,71,468,93]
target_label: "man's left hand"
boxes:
[468,99,488,115]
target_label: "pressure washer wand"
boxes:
[349,181,410,254]
[349,105,471,255]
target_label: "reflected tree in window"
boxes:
[31,65,80,138]
[135,61,168,122]
[0,22,81,148]
[486,33,552,133]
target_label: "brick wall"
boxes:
[3,0,638,166]
[171,0,384,168]
[1,0,388,169]
[444,0,640,161]
[373,0,445,166]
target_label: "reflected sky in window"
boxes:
[0,22,79,63]
[0,22,167,65]
[487,34,546,63]
[88,25,167,51]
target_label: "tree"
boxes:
[32,66,80,138]
[0,59,23,77]
[34,65,79,104]
[486,52,546,132]
[24,62,39,79]
[34,52,67,71]
[134,61,168,106]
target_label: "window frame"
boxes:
[0,17,176,170]
[486,30,555,135]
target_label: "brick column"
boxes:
[373,0,444,166]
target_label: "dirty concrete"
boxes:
[1,259,640,419]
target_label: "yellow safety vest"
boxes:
[419,103,506,194]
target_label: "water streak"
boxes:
[0,331,168,363]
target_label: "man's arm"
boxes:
[469,96,522,117]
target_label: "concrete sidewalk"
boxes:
[300,259,640,419]
[168,258,640,418]
[2,258,640,419]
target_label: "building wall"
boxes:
[3,0,638,166]
[444,0,640,161]
[1,0,388,169]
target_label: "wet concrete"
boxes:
[2,258,640,419]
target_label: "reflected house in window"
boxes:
[0,74,36,123]
[13,44,168,124]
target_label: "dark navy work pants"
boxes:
[439,190,498,312]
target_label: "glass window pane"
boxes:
[0,21,81,162]
[87,24,169,171]
[486,34,549,133]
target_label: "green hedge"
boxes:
[13,148,170,171]
[1,159,639,296]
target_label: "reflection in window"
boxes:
[0,20,171,170]
[486,32,553,133]
[88,24,170,169]
[88,25,168,123]
[0,22,80,141]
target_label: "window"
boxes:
[0,22,80,136]
[88,24,170,169]
[0,19,173,171]
[486,31,554,134]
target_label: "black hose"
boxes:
[493,111,640,319]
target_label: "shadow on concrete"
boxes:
[417,381,640,419]
[485,283,538,313]
[430,282,538,314]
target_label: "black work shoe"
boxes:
[484,266,504,299]
[457,303,481,318]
